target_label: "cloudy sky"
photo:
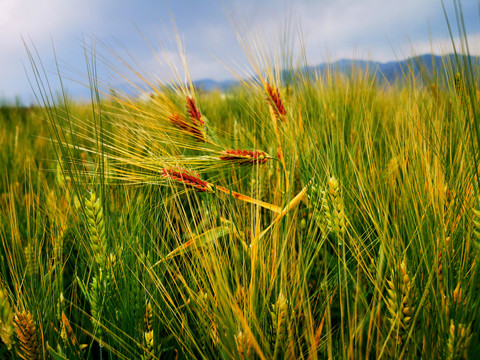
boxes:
[1,0,479,103]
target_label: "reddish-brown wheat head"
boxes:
[219,149,269,165]
[186,96,204,126]
[162,167,213,193]
[168,113,205,142]
[265,82,286,121]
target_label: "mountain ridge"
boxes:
[193,53,479,91]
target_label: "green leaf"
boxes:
[47,344,71,360]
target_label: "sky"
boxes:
[1,0,479,103]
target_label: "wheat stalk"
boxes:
[89,272,105,344]
[437,236,452,315]
[0,285,14,350]
[472,205,480,250]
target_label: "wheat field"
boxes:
[1,9,480,360]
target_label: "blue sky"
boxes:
[1,0,479,103]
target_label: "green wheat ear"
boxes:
[308,177,346,242]
[385,261,414,352]
[0,285,14,350]
[446,320,472,360]
[271,292,289,344]
[85,191,107,268]
[271,292,294,358]
[327,176,346,239]
[142,301,155,360]
[308,182,331,235]
[234,330,251,360]
[24,244,36,279]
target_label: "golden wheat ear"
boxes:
[385,261,414,352]
[13,311,41,360]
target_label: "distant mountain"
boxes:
[107,54,479,99]
[192,79,238,91]
[191,54,480,91]
[311,54,479,84]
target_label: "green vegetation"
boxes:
[1,12,480,360]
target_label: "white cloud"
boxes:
[0,0,104,100]
[216,0,448,69]
[0,0,100,49]
[288,0,447,62]
[405,33,480,59]
[245,0,474,60]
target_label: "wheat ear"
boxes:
[13,311,41,360]
[271,292,294,358]
[85,191,107,268]
[186,95,204,126]
[162,168,214,193]
[265,82,286,122]
[235,330,252,360]
[327,177,346,239]
[446,320,472,360]
[385,261,414,350]
[219,149,269,165]
[169,113,206,142]
[142,301,155,360]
